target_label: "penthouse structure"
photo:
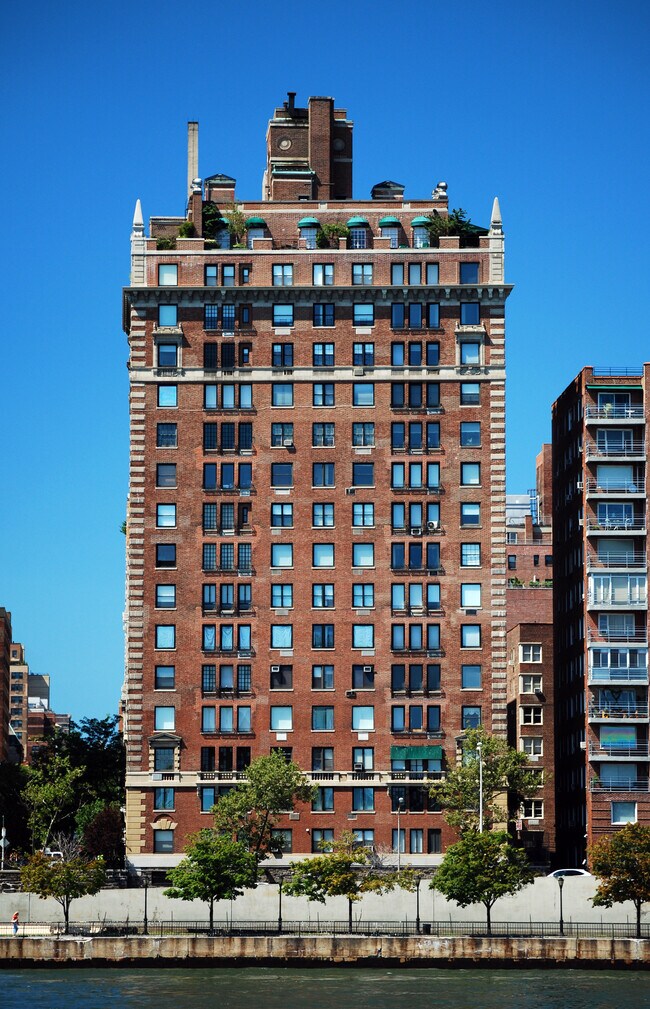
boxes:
[553,366,650,864]
[121,94,511,866]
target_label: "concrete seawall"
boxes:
[2,935,650,968]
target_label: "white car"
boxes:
[547,868,591,878]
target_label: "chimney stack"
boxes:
[187,121,199,201]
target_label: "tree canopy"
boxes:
[431,829,534,933]
[284,831,411,930]
[429,727,540,834]
[591,822,650,937]
[213,752,314,861]
[24,754,85,849]
[21,848,106,932]
[164,831,258,929]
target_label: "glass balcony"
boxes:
[588,703,649,720]
[589,742,649,759]
[590,777,649,791]
[585,405,645,422]
[585,441,645,461]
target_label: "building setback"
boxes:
[0,609,11,762]
[552,366,650,865]
[121,94,512,866]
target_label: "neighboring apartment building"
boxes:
[505,457,556,865]
[121,93,511,866]
[8,646,70,763]
[8,642,28,762]
[0,610,11,762]
[552,366,649,865]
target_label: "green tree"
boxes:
[220,204,248,245]
[202,201,225,239]
[20,848,107,933]
[213,752,314,862]
[31,715,124,808]
[24,754,85,849]
[429,727,540,834]
[591,822,650,938]
[424,207,485,244]
[284,831,408,931]
[0,762,30,853]
[431,829,533,934]
[81,806,124,868]
[164,831,258,929]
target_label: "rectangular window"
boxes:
[270,706,293,731]
[521,674,543,693]
[158,264,177,286]
[313,343,335,367]
[312,624,335,648]
[156,463,176,488]
[426,263,439,285]
[460,421,481,447]
[272,383,294,407]
[313,787,334,812]
[313,263,334,286]
[271,503,293,527]
[460,302,480,325]
[352,584,374,608]
[273,304,294,327]
[271,584,293,608]
[313,462,335,487]
[271,422,294,447]
[460,382,480,405]
[313,304,335,327]
[461,665,482,689]
[352,625,374,649]
[153,787,175,810]
[352,423,375,447]
[313,503,335,527]
[352,543,374,568]
[159,305,178,327]
[155,584,176,609]
[352,462,374,486]
[312,706,334,731]
[271,625,293,649]
[353,304,374,326]
[273,264,293,286]
[272,343,294,367]
[158,385,177,408]
[155,665,175,690]
[204,265,218,287]
[312,665,334,690]
[391,263,405,285]
[271,544,293,568]
[353,383,374,407]
[460,543,480,567]
[461,625,481,648]
[204,305,219,331]
[460,262,479,284]
[352,263,373,285]
[461,462,481,486]
[352,664,375,688]
[156,423,177,448]
[313,583,335,608]
[521,707,543,725]
[156,544,176,569]
[522,799,544,819]
[460,342,481,365]
[353,343,375,366]
[612,801,637,824]
[520,644,542,662]
[352,503,374,527]
[271,462,293,487]
[462,706,481,729]
[313,383,335,407]
[270,664,293,690]
[461,584,482,608]
[154,706,175,730]
[313,543,335,567]
[352,706,375,731]
[352,787,375,811]
[153,829,174,854]
[155,625,175,650]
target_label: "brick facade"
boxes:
[121,94,511,867]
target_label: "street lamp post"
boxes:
[0,818,7,873]
[558,875,565,936]
[142,871,150,936]
[415,876,422,935]
[278,878,283,934]
[476,742,484,833]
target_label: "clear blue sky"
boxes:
[2,0,649,720]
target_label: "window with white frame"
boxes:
[522,799,543,818]
[520,644,542,663]
[522,737,543,756]
[521,706,543,725]
[521,674,542,693]
[611,801,637,824]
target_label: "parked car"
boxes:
[547,868,591,878]
[42,848,64,861]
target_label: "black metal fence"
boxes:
[6,919,650,939]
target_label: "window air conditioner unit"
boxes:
[410,527,423,536]
[271,665,281,673]
[363,665,374,673]
[354,762,364,772]
[345,488,356,495]
[152,773,163,781]
[354,367,365,376]
[283,439,294,448]
[577,480,584,491]
[346,690,357,698]
[427,520,439,532]
[221,608,235,616]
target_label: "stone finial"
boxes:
[490,196,502,231]
[132,199,144,233]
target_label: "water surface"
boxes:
[4,968,650,1009]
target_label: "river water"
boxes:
[3,967,650,1008]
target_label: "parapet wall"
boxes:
[1,935,649,968]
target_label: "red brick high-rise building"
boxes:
[121,94,512,867]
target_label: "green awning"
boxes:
[297,216,320,227]
[390,745,442,760]
[411,216,430,226]
[245,216,266,227]
[378,216,401,226]
[586,384,642,390]
[347,216,369,226]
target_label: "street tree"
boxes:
[213,752,314,861]
[429,727,540,833]
[164,831,258,929]
[24,754,85,850]
[431,829,534,934]
[284,831,410,931]
[591,822,650,938]
[20,846,107,933]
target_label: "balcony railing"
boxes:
[587,594,648,609]
[586,553,647,571]
[588,703,649,720]
[585,441,645,460]
[590,777,650,791]
[585,406,645,422]
[198,770,248,781]
[588,628,648,644]
[585,518,646,533]
[589,742,650,759]
[588,667,649,684]
[586,479,644,495]
[391,484,445,495]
